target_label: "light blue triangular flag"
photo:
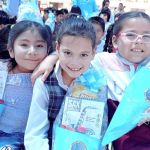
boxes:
[17,0,43,25]
[102,67,150,146]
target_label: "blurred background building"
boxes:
[37,0,150,14]
[0,0,150,14]
[109,0,150,14]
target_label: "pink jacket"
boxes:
[92,52,150,150]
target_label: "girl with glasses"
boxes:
[93,11,150,150]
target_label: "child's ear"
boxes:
[92,48,96,56]
[8,48,15,58]
[101,32,104,38]
[55,41,60,54]
[91,48,96,60]
[47,47,50,54]
[112,35,118,49]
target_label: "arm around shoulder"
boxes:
[31,52,58,84]
[25,77,50,150]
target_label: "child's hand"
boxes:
[138,108,150,126]
[31,53,58,84]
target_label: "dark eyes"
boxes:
[64,51,71,55]
[20,43,28,47]
[81,53,88,57]
[37,44,44,48]
[20,44,44,48]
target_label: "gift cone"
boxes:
[102,67,150,146]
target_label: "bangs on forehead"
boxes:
[113,11,150,35]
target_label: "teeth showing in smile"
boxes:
[68,67,81,71]
[131,49,143,52]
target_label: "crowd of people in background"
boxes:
[0,0,127,59]
[0,0,150,150]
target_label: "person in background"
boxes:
[89,16,105,53]
[0,10,16,59]
[51,9,64,50]
[99,7,112,42]
[115,3,125,15]
[55,9,64,26]
[60,8,68,18]
[72,0,99,19]
[103,24,114,53]
[44,7,56,33]
[99,7,111,30]
[70,5,82,16]
[101,0,114,24]
[43,8,49,23]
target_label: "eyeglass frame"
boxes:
[117,32,150,43]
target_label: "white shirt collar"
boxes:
[54,61,69,91]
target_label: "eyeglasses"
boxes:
[118,32,150,43]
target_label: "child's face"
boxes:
[118,3,124,11]
[43,12,49,21]
[9,29,48,73]
[113,18,150,64]
[56,35,95,84]
[100,14,108,23]
[92,23,104,45]
[104,2,110,8]
[0,24,6,30]
[56,14,63,23]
